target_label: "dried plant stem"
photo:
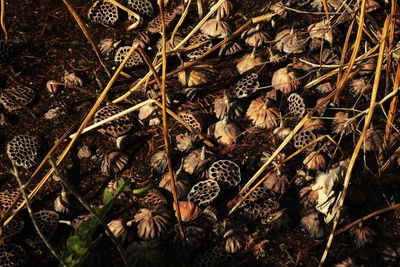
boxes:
[1,125,75,227]
[319,16,389,267]
[49,158,128,266]
[3,44,138,228]
[321,0,330,19]
[385,1,397,95]
[137,47,162,87]
[11,164,68,267]
[384,63,400,149]
[171,0,191,41]
[105,0,141,30]
[0,0,7,41]
[159,0,185,239]
[333,0,367,103]
[69,99,155,139]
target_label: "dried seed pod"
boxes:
[1,219,24,241]
[239,185,280,220]
[213,93,244,120]
[223,229,246,254]
[150,150,168,173]
[233,73,260,98]
[98,38,118,55]
[303,119,324,131]
[135,189,168,210]
[0,85,35,112]
[179,112,204,132]
[188,180,220,206]
[54,189,72,214]
[349,78,372,96]
[275,28,307,54]
[364,127,383,152]
[202,206,219,222]
[114,46,144,68]
[270,2,287,17]
[273,125,292,140]
[134,206,172,240]
[332,112,355,135]
[0,244,27,267]
[272,67,300,94]
[159,174,190,200]
[246,97,280,129]
[77,145,92,159]
[101,151,129,175]
[156,35,184,53]
[88,0,119,26]
[241,24,270,48]
[350,223,375,248]
[334,257,359,267]
[139,103,161,126]
[0,190,23,213]
[218,40,243,56]
[63,72,83,87]
[178,63,216,87]
[127,240,167,267]
[293,129,316,150]
[236,52,265,74]
[94,105,133,137]
[300,209,324,238]
[107,219,130,244]
[308,19,333,44]
[183,147,212,175]
[33,210,59,240]
[200,14,232,38]
[187,33,212,60]
[208,118,241,145]
[174,201,202,222]
[264,171,290,194]
[208,160,241,189]
[147,6,184,33]
[210,0,234,18]
[303,151,326,171]
[175,133,195,152]
[288,93,306,118]
[7,134,40,169]
[127,0,154,18]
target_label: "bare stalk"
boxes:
[0,0,7,41]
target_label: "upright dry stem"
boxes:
[0,0,7,41]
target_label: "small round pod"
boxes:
[275,28,307,54]
[94,105,134,137]
[87,0,119,26]
[114,46,144,68]
[208,160,241,189]
[1,219,24,241]
[0,243,27,267]
[134,189,168,210]
[233,73,260,99]
[241,24,270,48]
[293,129,317,150]
[239,185,280,220]
[127,0,154,18]
[287,93,306,118]
[31,210,59,243]
[246,97,280,129]
[0,85,35,112]
[133,206,172,240]
[159,173,191,200]
[188,179,221,206]
[178,111,205,132]
[7,134,40,169]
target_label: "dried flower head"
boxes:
[139,103,161,126]
[364,127,383,152]
[159,174,191,200]
[98,38,120,55]
[178,63,216,87]
[219,40,243,56]
[264,171,290,194]
[187,33,212,60]
[349,78,372,96]
[200,15,232,38]
[150,150,168,173]
[272,67,300,94]
[147,6,183,33]
[107,219,130,244]
[101,151,129,175]
[213,93,244,120]
[332,112,355,135]
[350,223,375,248]
[224,229,246,254]
[134,206,172,240]
[183,146,212,175]
[300,209,324,238]
[241,24,270,48]
[63,72,83,87]
[246,97,280,129]
[303,151,327,171]
[208,118,241,145]
[308,19,333,44]
[275,28,307,54]
[174,201,202,222]
[135,189,167,210]
[236,52,265,74]
[175,132,195,152]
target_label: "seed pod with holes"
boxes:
[233,73,260,99]
[7,135,40,169]
[88,0,119,26]
[187,33,212,60]
[94,105,134,137]
[239,185,279,220]
[208,160,241,189]
[134,189,168,210]
[293,129,316,150]
[32,210,59,242]
[179,112,204,132]
[114,46,144,68]
[1,219,24,241]
[288,93,305,118]
[127,0,154,19]
[0,244,27,267]
[188,180,220,206]
[0,85,35,112]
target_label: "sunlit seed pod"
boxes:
[134,206,172,240]
[87,0,119,26]
[178,111,205,132]
[208,118,241,145]
[94,105,133,137]
[275,28,307,54]
[127,0,154,18]
[272,67,300,94]
[150,150,168,173]
[178,63,216,87]
[348,78,372,96]
[236,52,265,74]
[101,151,129,175]
[134,189,168,210]
[183,146,212,175]
[7,134,40,169]
[349,223,375,248]
[175,133,195,152]
[208,160,241,189]
[300,209,324,238]
[200,14,232,38]
[241,24,270,48]
[174,201,202,222]
[223,229,246,254]
[188,179,221,206]
[114,46,144,68]
[332,112,355,135]
[246,97,280,129]
[187,33,212,60]
[218,40,243,56]
[239,185,280,220]
[293,129,316,150]
[308,19,333,44]
[107,219,130,244]
[303,151,327,171]
[159,174,191,200]
[147,6,184,34]
[233,73,260,99]
[213,93,244,120]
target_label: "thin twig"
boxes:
[0,0,7,41]
[49,157,129,267]
[11,164,68,267]
[159,0,185,239]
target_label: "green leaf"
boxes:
[67,235,84,255]
[103,188,113,205]
[132,185,150,196]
